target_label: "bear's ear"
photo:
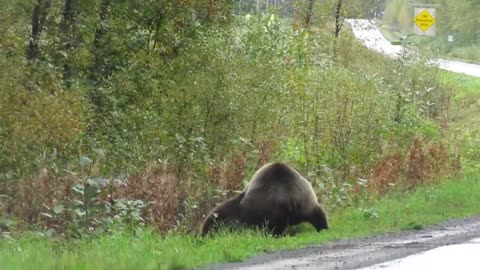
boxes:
[309,205,329,231]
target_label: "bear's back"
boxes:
[242,163,318,214]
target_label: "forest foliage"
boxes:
[0,0,459,235]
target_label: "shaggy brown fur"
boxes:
[200,162,328,236]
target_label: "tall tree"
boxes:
[334,0,343,38]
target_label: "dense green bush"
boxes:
[0,1,455,232]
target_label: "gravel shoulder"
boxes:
[206,216,480,270]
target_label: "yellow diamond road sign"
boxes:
[415,9,436,32]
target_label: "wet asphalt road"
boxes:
[206,216,480,270]
[361,237,480,269]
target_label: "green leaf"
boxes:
[87,178,99,187]
[71,184,85,195]
[94,148,106,158]
[85,184,100,200]
[53,205,65,214]
[74,209,86,217]
[79,156,93,167]
[1,233,14,241]
[91,177,109,187]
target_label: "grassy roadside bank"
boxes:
[442,71,480,173]
[442,71,480,101]
[1,172,479,270]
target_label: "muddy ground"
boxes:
[206,216,480,270]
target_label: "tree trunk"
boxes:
[60,0,76,86]
[304,0,315,29]
[26,0,52,61]
[90,0,111,83]
[88,0,111,113]
[207,0,214,20]
[334,0,343,38]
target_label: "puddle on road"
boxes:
[361,238,480,270]
[232,245,379,270]
[233,257,317,270]
[386,222,480,247]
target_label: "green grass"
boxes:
[442,71,480,172]
[2,173,480,270]
[441,71,480,101]
[448,45,480,64]
[441,71,480,134]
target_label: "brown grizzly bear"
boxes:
[200,162,328,236]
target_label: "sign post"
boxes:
[413,7,436,36]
